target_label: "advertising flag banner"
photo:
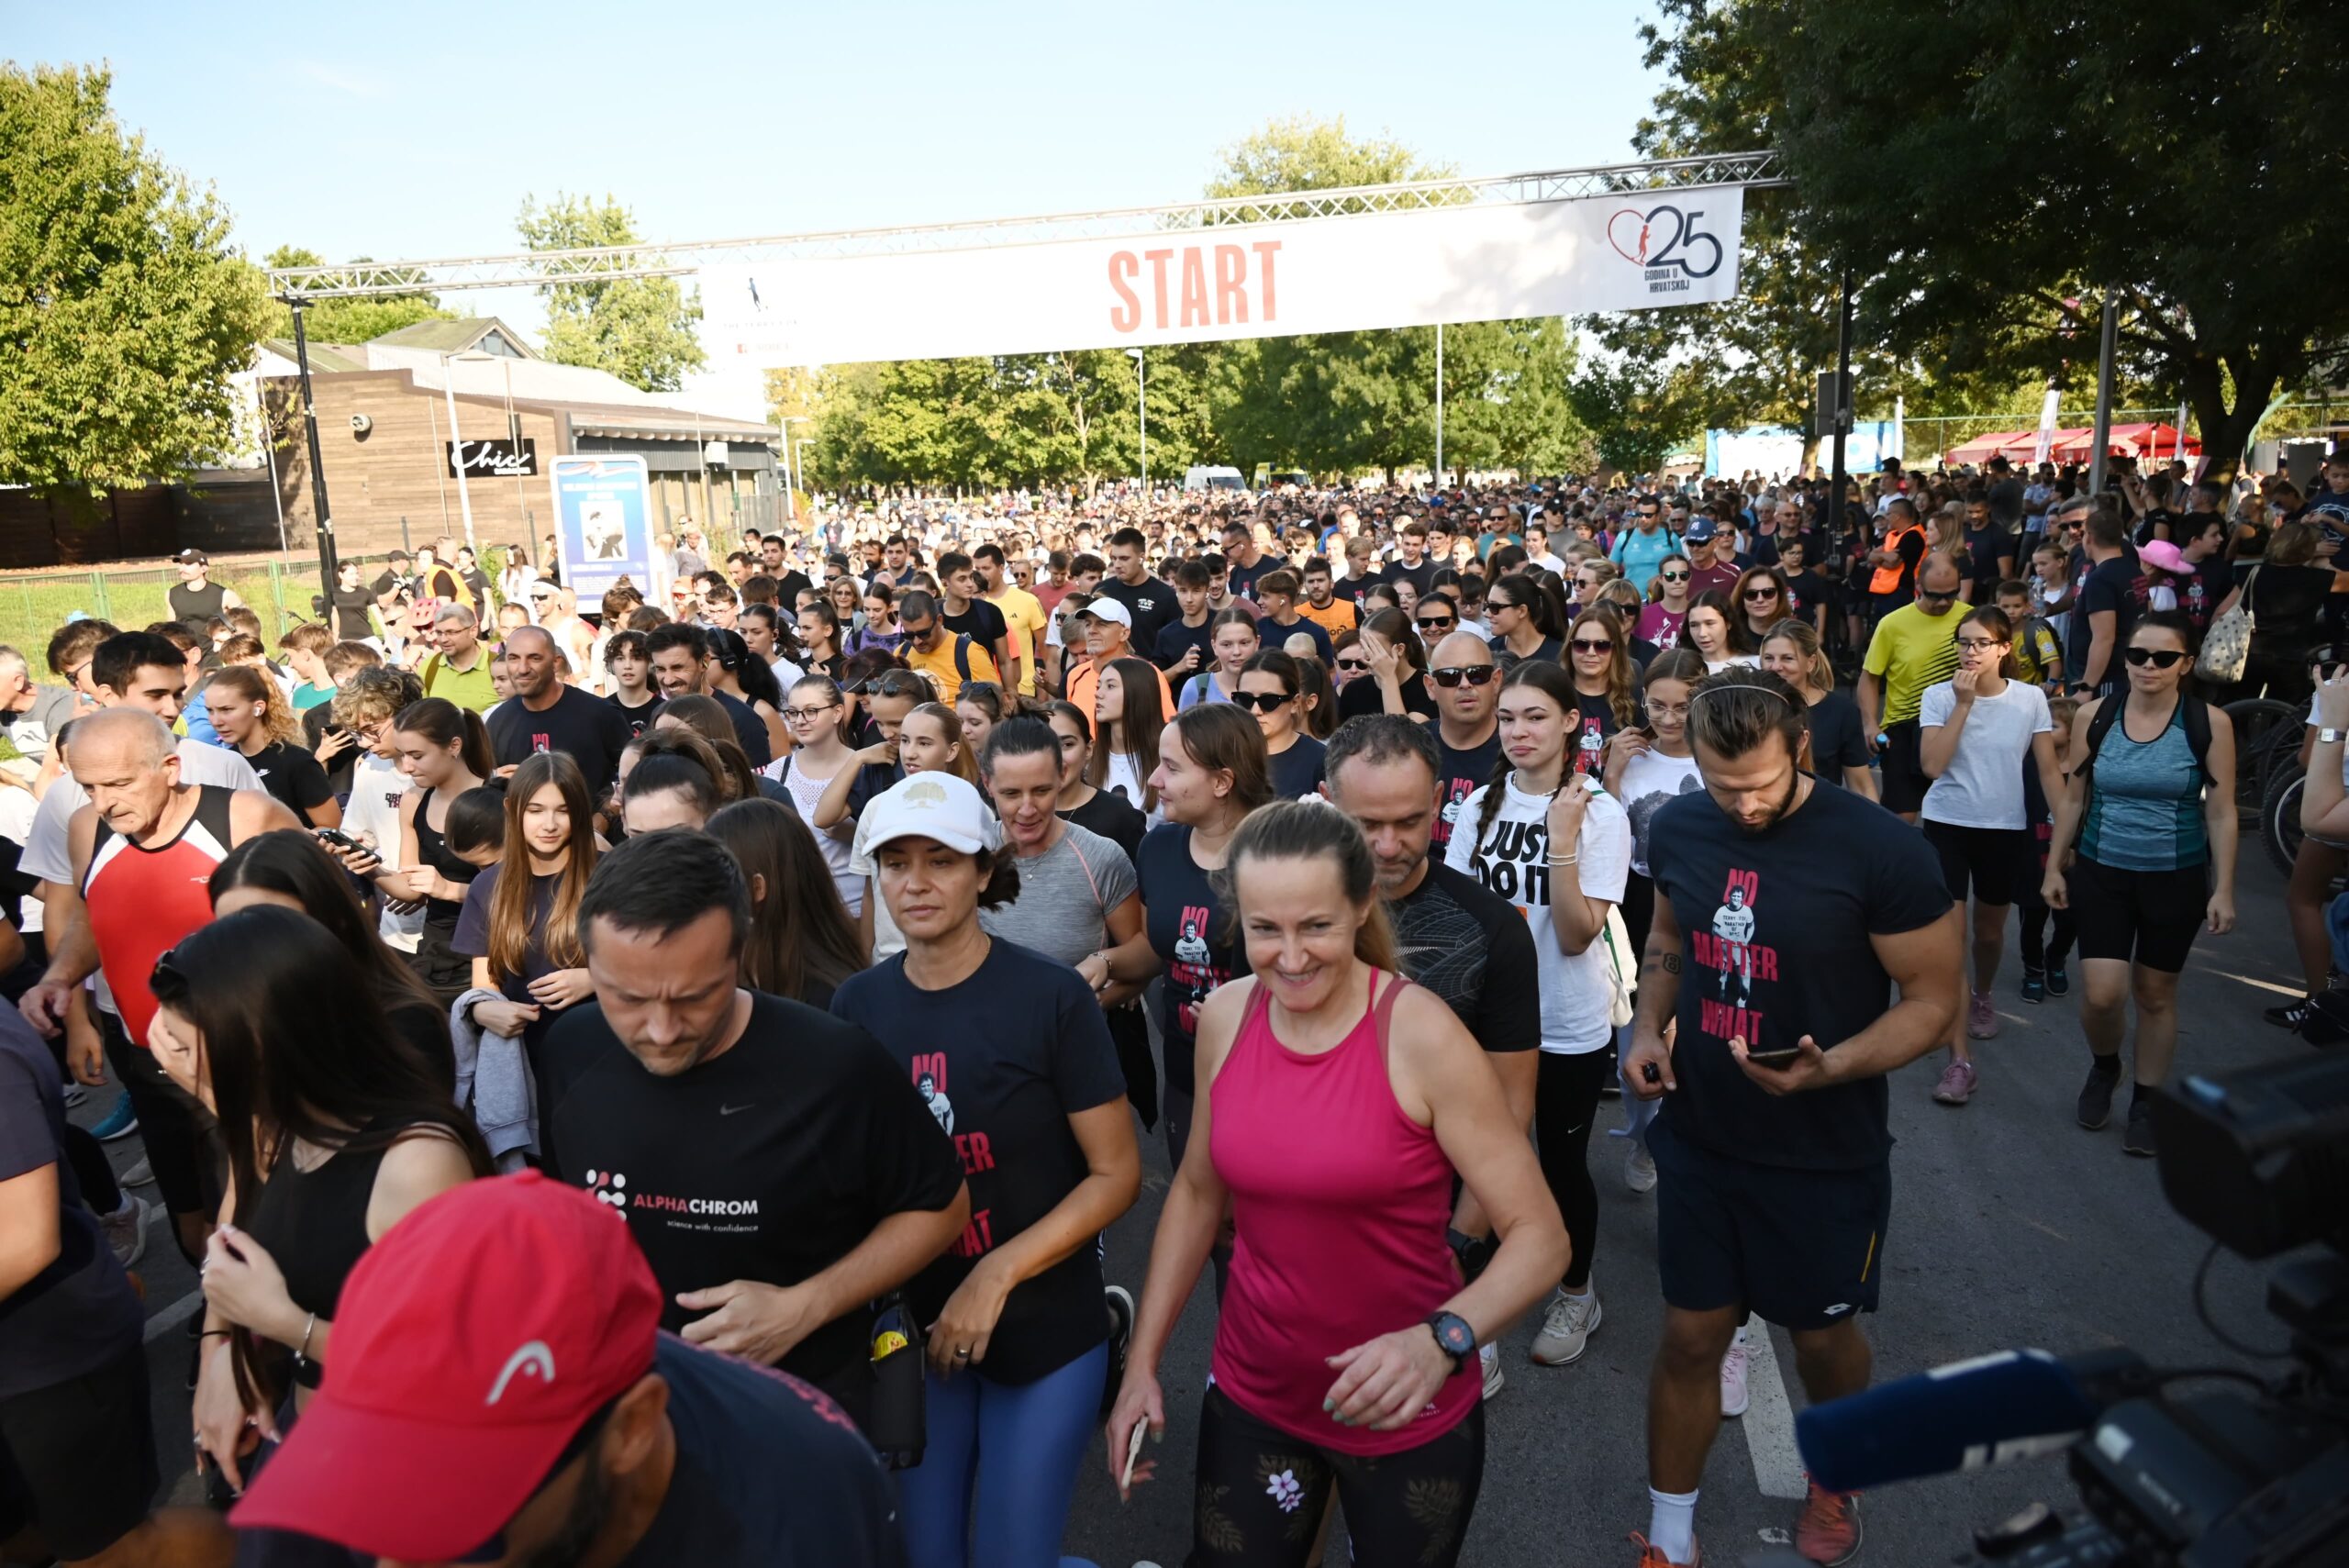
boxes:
[700,187,1748,368]
[547,455,653,602]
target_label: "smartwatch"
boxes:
[1425,1310,1476,1374]
[2321,728,2346,747]
[1445,1226,1494,1284]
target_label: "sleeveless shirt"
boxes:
[83,784,235,1049]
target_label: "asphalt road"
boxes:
[92,848,2318,1566]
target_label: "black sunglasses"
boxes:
[2122,646,2187,669]
[1430,665,1498,688]
[1232,690,1294,712]
[1336,657,1370,672]
[1916,587,1958,603]
[1569,638,1615,653]
[1742,587,1780,600]
[1659,571,1691,583]
[1416,616,1456,630]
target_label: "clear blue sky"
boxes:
[18,1,1665,263]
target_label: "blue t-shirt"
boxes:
[1645,781,1951,1171]
[830,941,1127,1385]
[1609,527,1681,594]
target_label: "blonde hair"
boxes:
[206,665,299,747]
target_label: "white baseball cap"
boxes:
[1075,598,1131,630]
[860,773,1003,857]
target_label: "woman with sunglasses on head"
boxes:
[1564,608,1642,780]
[1236,650,1326,798]
[1678,591,1757,674]
[1049,700,1146,862]
[1445,659,1631,1372]
[164,906,490,1495]
[1341,606,1440,724]
[2042,612,2236,1157]
[1731,565,1797,648]
[1486,574,1568,672]
[1089,655,1167,824]
[707,797,866,1008]
[1179,606,1261,710]
[1636,554,1696,650]
[1107,801,1564,1568]
[1912,606,2065,1107]
[378,697,492,1006]
[1756,619,1877,799]
[451,751,601,1083]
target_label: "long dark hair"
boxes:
[392,696,493,779]
[1564,607,1638,727]
[150,907,491,1414]
[1678,589,1754,656]
[654,695,762,801]
[489,751,597,979]
[707,627,784,712]
[1362,606,1431,680]
[1086,655,1166,810]
[1469,659,1583,858]
[1957,605,2022,682]
[707,799,865,1003]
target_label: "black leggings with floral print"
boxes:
[1186,1384,1486,1568]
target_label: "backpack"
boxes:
[2079,693,2213,792]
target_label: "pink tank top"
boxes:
[1208,970,1475,1455]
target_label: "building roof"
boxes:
[258,339,367,373]
[367,317,540,358]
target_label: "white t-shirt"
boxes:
[763,752,864,916]
[1703,653,1759,673]
[1102,752,1163,828]
[342,754,421,952]
[1918,678,2054,830]
[0,786,43,934]
[1614,747,1705,878]
[1443,773,1631,1054]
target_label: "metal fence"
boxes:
[0,560,331,660]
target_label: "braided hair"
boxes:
[1466,659,1583,870]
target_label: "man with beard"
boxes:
[229,1171,911,1565]
[1621,670,1958,1568]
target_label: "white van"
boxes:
[1183,465,1248,494]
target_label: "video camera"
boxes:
[1787,1051,2349,1567]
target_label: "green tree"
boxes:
[517,194,705,392]
[1565,357,1707,476]
[0,64,271,491]
[1633,0,2347,477]
[261,246,450,344]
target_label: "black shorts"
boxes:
[2065,855,2210,973]
[1878,719,1929,814]
[0,1341,158,1561]
[1649,1116,1891,1332]
[100,1007,218,1219]
[1923,819,2034,906]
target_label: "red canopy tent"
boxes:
[2043,423,2200,462]
[1943,429,2036,465]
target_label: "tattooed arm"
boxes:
[1624,892,1683,1099]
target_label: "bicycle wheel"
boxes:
[2264,760,2306,877]
[2225,696,2300,827]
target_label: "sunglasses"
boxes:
[1336,657,1370,673]
[1232,690,1295,712]
[1429,665,1498,688]
[1917,588,1957,603]
[2122,646,2187,669]
[1659,571,1691,583]
[1569,638,1614,653]
[1417,616,1456,630]
[1742,587,1780,600]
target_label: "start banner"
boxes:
[698,186,1746,368]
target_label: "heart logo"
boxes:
[1608,208,1656,266]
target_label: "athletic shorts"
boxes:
[1922,819,2035,906]
[1877,720,1929,815]
[2065,855,2210,973]
[0,1341,158,1562]
[1649,1116,1891,1332]
[100,1007,217,1219]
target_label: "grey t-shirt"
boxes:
[0,685,81,762]
[1919,678,2053,831]
[979,820,1139,968]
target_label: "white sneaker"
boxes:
[1720,1336,1751,1418]
[1529,1286,1602,1365]
[120,1157,154,1189]
[101,1195,151,1270]
[1624,1140,1657,1193]
[1480,1340,1503,1399]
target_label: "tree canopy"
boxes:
[518,194,706,392]
[0,64,270,491]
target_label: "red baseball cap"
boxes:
[231,1171,662,1561]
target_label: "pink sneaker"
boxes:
[1966,992,2000,1040]
[1720,1336,1750,1418]
[1795,1479,1862,1565]
[1933,1060,1978,1106]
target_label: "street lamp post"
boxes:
[1126,348,1146,493]
[781,415,808,522]
[440,351,481,550]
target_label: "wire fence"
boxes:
[0,558,333,662]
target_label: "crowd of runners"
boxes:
[0,444,2325,1566]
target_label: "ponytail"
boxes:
[394,697,493,778]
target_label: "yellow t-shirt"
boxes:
[986,584,1049,696]
[905,634,1000,707]
[1863,600,1970,726]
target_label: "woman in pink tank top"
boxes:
[1105,801,1565,1568]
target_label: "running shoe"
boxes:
[1795,1479,1863,1565]
[1966,993,1999,1040]
[121,1156,153,1188]
[2044,962,2070,997]
[61,1082,88,1108]
[2122,1100,2157,1157]
[100,1195,150,1270]
[1630,1532,1701,1567]
[1480,1340,1504,1400]
[92,1095,138,1141]
[2263,995,2313,1030]
[1625,1139,1658,1194]
[2076,1063,2120,1130]
[1529,1286,1602,1365]
[2020,968,2045,1004]
[1932,1060,1977,1106]
[1720,1336,1750,1418]
[1099,1284,1135,1418]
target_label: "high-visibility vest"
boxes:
[1869,522,1922,595]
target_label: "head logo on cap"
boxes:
[486,1342,556,1407]
[904,779,949,809]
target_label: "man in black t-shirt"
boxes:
[230,1170,909,1566]
[1625,670,1958,1568]
[1425,631,1502,851]
[1381,519,1440,599]
[1219,520,1289,603]
[485,627,632,795]
[2067,505,2140,696]
[936,551,1013,683]
[543,833,968,1429]
[1093,527,1177,651]
[643,622,773,766]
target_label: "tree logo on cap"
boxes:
[584,1169,628,1208]
[487,1341,556,1407]
[904,780,948,809]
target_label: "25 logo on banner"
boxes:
[1606,205,1725,294]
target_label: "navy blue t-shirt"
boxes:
[1645,781,1950,1171]
[1134,825,1250,1098]
[830,941,1127,1385]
